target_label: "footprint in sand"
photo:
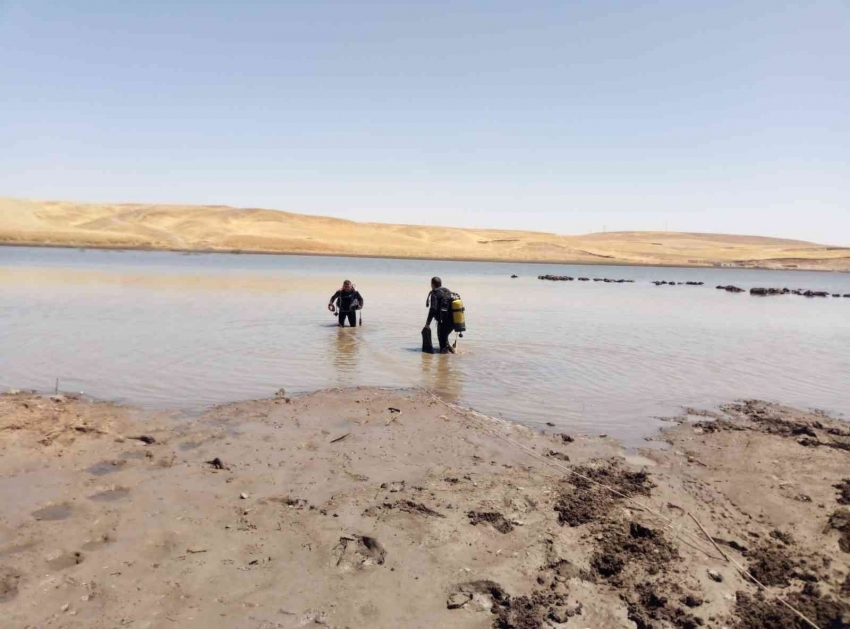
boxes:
[88,488,131,502]
[32,504,73,521]
[0,568,22,603]
[86,460,127,476]
[46,551,84,571]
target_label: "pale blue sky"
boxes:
[1,1,848,243]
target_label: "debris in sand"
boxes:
[625,582,703,629]
[329,432,349,443]
[734,584,850,629]
[129,435,156,445]
[380,480,405,493]
[826,508,850,553]
[707,569,724,583]
[270,496,309,509]
[747,546,795,587]
[769,530,794,546]
[554,460,654,527]
[240,492,249,500]
[332,535,386,570]
[274,388,286,398]
[206,457,227,470]
[447,591,472,609]
[591,521,678,582]
[365,500,445,518]
[546,450,570,462]
[446,580,508,613]
[681,594,704,608]
[834,479,850,506]
[467,511,514,534]
[559,433,574,443]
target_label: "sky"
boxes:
[0,1,848,243]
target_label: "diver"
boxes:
[328,280,364,327]
[424,276,456,353]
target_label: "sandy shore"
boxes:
[1,388,848,628]
[2,197,849,271]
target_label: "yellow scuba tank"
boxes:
[451,296,466,333]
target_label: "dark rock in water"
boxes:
[510,275,518,279]
[578,277,589,281]
[751,287,783,296]
[685,281,704,286]
[717,285,744,293]
[803,290,829,298]
[833,294,840,298]
[844,294,850,298]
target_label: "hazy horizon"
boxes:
[1,1,848,243]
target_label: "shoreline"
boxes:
[1,387,848,628]
[2,241,849,274]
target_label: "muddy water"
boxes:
[1,246,849,444]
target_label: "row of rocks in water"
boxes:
[652,281,704,286]
[535,276,849,297]
[749,287,850,298]
[718,285,850,297]
[537,275,635,283]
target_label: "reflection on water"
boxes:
[332,328,360,374]
[1,246,849,445]
[420,351,464,403]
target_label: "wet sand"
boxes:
[0,388,848,628]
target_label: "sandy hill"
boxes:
[1,197,848,271]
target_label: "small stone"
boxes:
[240,493,249,500]
[275,388,286,398]
[708,569,723,582]
[61,604,70,612]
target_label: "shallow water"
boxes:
[2,246,849,445]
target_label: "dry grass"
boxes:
[1,197,848,270]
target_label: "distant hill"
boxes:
[1,197,847,271]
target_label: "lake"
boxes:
[1,246,849,445]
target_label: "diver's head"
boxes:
[431,276,442,290]
[342,280,353,292]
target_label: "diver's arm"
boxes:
[329,290,340,305]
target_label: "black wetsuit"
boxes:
[427,287,454,352]
[330,289,363,327]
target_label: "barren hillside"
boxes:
[1,197,847,270]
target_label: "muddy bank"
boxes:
[0,390,848,628]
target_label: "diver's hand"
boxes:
[422,325,429,332]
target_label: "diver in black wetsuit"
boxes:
[328,280,364,327]
[424,276,455,353]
